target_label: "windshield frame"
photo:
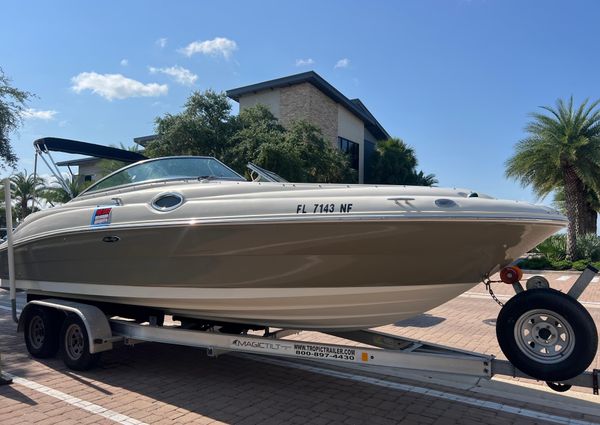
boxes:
[247,162,289,183]
[79,156,245,196]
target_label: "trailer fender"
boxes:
[18,299,114,353]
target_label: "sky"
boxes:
[1,0,599,205]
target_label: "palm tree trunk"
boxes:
[584,201,598,234]
[20,198,28,220]
[563,167,586,260]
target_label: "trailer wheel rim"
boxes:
[28,316,45,349]
[65,324,85,360]
[514,309,575,364]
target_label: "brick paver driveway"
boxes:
[1,270,599,424]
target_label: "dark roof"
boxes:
[226,71,390,140]
[34,137,147,163]
[133,135,158,147]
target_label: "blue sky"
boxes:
[1,0,599,204]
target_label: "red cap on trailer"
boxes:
[499,266,523,285]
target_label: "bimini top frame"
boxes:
[33,137,147,198]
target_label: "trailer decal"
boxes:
[293,343,356,361]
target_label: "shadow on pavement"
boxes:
[393,313,446,328]
[0,384,37,406]
[482,318,497,326]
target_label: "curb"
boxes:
[520,269,583,275]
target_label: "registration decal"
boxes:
[91,207,113,226]
[295,203,353,214]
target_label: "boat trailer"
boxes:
[10,282,600,395]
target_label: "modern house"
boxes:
[226,71,389,183]
[56,157,106,183]
[58,72,389,185]
[56,136,156,183]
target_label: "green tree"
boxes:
[226,104,287,175]
[229,106,354,182]
[97,143,143,178]
[0,204,16,229]
[148,93,356,183]
[410,170,439,187]
[283,120,355,183]
[10,170,46,219]
[0,68,33,168]
[42,175,90,205]
[553,187,598,235]
[505,97,600,260]
[368,138,436,186]
[145,90,234,159]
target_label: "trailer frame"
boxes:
[15,297,599,394]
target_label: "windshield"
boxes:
[82,156,245,194]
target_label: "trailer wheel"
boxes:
[496,288,597,382]
[59,314,100,371]
[546,381,572,393]
[24,306,60,358]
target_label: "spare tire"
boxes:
[496,288,597,382]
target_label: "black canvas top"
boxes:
[34,137,147,163]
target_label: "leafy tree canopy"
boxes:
[367,138,437,186]
[10,170,46,219]
[146,92,356,183]
[145,90,234,159]
[0,68,33,169]
[42,175,91,205]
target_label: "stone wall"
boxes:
[280,83,338,148]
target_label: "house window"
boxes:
[338,137,359,170]
[84,175,93,182]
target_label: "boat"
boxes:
[0,138,567,330]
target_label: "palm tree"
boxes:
[410,170,438,187]
[369,138,418,185]
[10,170,47,219]
[97,143,142,178]
[506,97,600,259]
[42,175,90,206]
[553,186,598,234]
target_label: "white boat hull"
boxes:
[5,279,476,329]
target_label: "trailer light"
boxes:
[500,266,523,285]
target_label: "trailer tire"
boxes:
[496,288,597,382]
[24,306,60,358]
[59,314,100,371]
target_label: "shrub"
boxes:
[517,257,552,270]
[533,234,567,261]
[575,234,600,262]
[571,260,590,271]
[550,259,572,270]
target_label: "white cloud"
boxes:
[71,72,168,100]
[179,37,237,59]
[22,108,58,120]
[120,59,128,66]
[156,37,167,48]
[295,58,315,66]
[149,65,198,86]
[334,58,350,69]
